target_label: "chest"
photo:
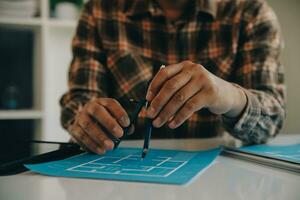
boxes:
[99,16,240,77]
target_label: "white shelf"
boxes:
[0,17,42,27]
[0,110,43,120]
[0,0,78,140]
[0,17,78,29]
[46,19,77,28]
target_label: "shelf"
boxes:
[0,110,43,120]
[0,17,42,27]
[0,17,78,29]
[46,19,77,28]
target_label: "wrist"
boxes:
[224,83,247,118]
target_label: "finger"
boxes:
[86,103,124,138]
[70,135,90,152]
[146,63,183,101]
[98,98,130,128]
[68,125,87,150]
[71,124,105,154]
[148,71,193,120]
[78,113,114,150]
[153,78,202,127]
[168,91,208,129]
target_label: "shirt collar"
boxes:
[125,0,217,20]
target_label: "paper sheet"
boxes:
[241,144,300,163]
[25,147,221,185]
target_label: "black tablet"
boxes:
[0,142,82,176]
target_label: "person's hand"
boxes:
[68,98,131,154]
[146,61,247,129]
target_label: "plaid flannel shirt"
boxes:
[60,0,286,144]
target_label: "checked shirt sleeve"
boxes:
[223,1,286,144]
[60,1,108,130]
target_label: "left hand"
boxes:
[146,61,247,129]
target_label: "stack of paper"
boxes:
[222,144,300,173]
[0,0,37,18]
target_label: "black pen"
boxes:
[141,65,165,159]
[141,101,153,159]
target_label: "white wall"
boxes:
[43,0,300,141]
[43,27,74,141]
[267,0,300,134]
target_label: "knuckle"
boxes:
[182,70,193,77]
[191,63,201,71]
[175,113,185,124]
[190,65,201,73]
[165,81,177,90]
[173,93,185,104]
[79,118,93,132]
[160,68,169,77]
[105,98,120,108]
[96,132,107,144]
[158,112,167,123]
[151,98,161,111]
[108,120,118,131]
[86,103,97,116]
[194,72,204,82]
[98,98,109,106]
[115,108,125,118]
[185,100,197,111]
[110,98,119,105]
[85,142,95,152]
[181,60,192,66]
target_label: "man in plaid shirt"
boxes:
[60,0,286,154]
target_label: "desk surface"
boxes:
[1,135,300,200]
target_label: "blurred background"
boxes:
[0,0,299,151]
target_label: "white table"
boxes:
[1,135,300,200]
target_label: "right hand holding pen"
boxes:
[68,98,131,154]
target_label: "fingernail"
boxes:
[169,121,177,129]
[120,115,130,127]
[97,147,105,154]
[147,107,155,117]
[104,140,114,150]
[112,126,123,137]
[153,118,161,127]
[146,91,153,100]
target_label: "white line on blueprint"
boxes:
[67,154,188,177]
[113,155,133,164]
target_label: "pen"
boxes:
[141,65,166,159]
[141,101,153,159]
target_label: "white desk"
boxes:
[1,135,300,200]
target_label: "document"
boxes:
[25,147,221,185]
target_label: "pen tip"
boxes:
[141,149,148,159]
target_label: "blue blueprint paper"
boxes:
[241,144,300,163]
[25,147,221,185]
